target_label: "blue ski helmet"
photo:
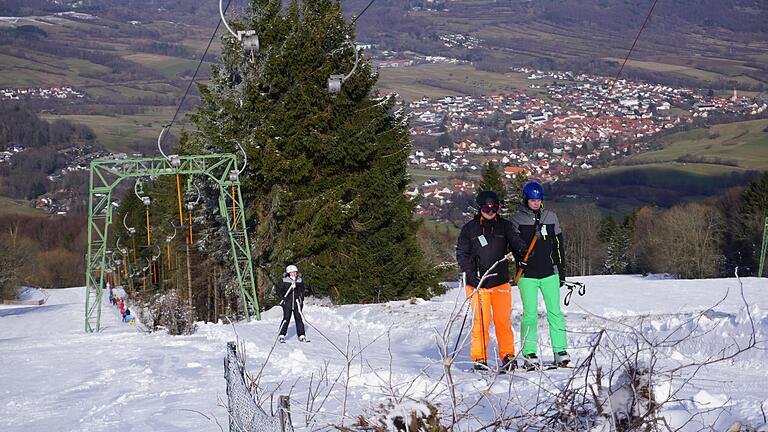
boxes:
[522,181,544,202]
[476,190,500,207]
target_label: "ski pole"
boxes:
[563,281,586,306]
[452,252,516,357]
[452,272,469,354]
[514,233,539,285]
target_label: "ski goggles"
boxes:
[480,204,499,213]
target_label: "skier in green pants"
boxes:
[510,180,569,370]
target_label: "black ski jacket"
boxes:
[456,214,526,288]
[278,273,305,300]
[509,205,565,280]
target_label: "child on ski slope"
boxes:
[277,264,308,343]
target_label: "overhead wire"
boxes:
[158,0,234,150]
[551,0,660,198]
[350,0,379,26]
[152,0,380,232]
[584,0,660,143]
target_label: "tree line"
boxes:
[0,104,99,199]
[0,213,86,300]
[477,162,768,279]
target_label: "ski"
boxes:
[462,366,519,376]
[523,363,573,372]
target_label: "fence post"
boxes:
[279,395,291,432]
[225,342,236,432]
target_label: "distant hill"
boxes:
[0,0,765,214]
[347,0,768,91]
[2,0,765,96]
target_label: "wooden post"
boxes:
[279,395,291,432]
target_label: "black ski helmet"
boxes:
[476,190,500,207]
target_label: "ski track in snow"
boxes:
[1,275,767,431]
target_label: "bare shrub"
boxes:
[338,400,448,432]
[31,248,81,288]
[142,289,197,335]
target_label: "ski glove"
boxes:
[466,273,480,288]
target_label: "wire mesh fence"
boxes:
[225,341,284,432]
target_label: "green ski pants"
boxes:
[518,274,568,356]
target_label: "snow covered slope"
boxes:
[1,275,767,431]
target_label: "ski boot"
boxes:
[522,353,540,371]
[554,351,570,367]
[298,335,310,343]
[278,335,286,344]
[499,354,517,374]
[473,360,490,372]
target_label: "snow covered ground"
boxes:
[1,275,767,431]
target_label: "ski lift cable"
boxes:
[327,38,361,94]
[550,0,658,200]
[584,0,659,143]
[185,181,202,244]
[157,0,234,154]
[122,213,136,235]
[116,236,129,277]
[234,140,247,175]
[156,0,386,152]
[219,0,259,51]
[342,38,359,82]
[134,179,153,246]
[122,212,139,262]
[350,0,380,26]
[219,0,240,41]
[166,223,177,271]
[134,178,144,202]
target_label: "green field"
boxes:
[408,167,479,186]
[0,196,46,217]
[629,118,768,170]
[564,162,757,214]
[0,14,211,102]
[377,64,546,101]
[588,161,752,177]
[42,108,179,153]
[123,53,203,79]
[568,118,768,213]
[603,56,767,88]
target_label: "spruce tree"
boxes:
[506,172,528,212]
[599,213,630,274]
[184,0,437,304]
[742,172,768,221]
[603,226,629,275]
[478,161,508,214]
[598,213,619,243]
[739,172,768,275]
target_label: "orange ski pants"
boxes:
[465,282,515,362]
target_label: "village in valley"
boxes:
[2,69,767,219]
[405,68,768,221]
[1,86,84,101]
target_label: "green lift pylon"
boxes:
[85,154,259,332]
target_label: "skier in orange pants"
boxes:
[457,190,526,372]
[465,283,516,367]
